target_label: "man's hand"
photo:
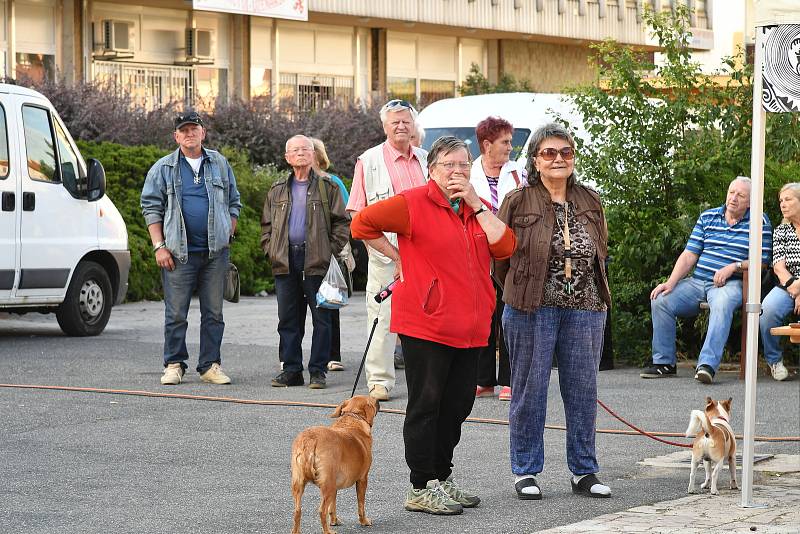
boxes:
[650,280,676,300]
[156,248,175,271]
[712,263,737,287]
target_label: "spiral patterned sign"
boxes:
[761,24,800,113]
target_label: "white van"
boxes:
[417,92,587,164]
[0,84,129,335]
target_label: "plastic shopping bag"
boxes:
[316,255,349,309]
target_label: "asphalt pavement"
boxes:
[1,294,798,534]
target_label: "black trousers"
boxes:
[476,284,510,387]
[329,310,341,362]
[400,334,479,489]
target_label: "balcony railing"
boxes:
[92,60,194,110]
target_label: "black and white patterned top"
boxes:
[772,223,800,277]
[541,202,607,311]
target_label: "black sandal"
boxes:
[515,477,542,500]
[570,474,611,498]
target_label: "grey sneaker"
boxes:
[404,480,463,515]
[770,360,789,381]
[441,476,481,508]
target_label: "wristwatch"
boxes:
[735,261,743,272]
[474,205,489,216]
[783,276,797,289]
[153,241,167,252]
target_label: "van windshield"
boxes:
[421,127,531,161]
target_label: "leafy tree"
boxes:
[567,5,799,363]
[459,63,533,95]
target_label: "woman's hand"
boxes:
[447,175,482,210]
[787,279,800,299]
[393,257,404,283]
[794,294,800,315]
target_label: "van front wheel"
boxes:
[56,261,113,336]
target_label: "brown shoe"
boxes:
[369,384,390,401]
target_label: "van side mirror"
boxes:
[86,158,106,202]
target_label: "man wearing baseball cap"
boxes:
[141,110,242,386]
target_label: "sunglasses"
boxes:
[537,147,575,161]
[383,99,417,113]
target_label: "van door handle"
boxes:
[1,191,13,211]
[22,192,35,211]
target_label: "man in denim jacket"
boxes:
[141,110,242,386]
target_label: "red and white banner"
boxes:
[193,0,308,21]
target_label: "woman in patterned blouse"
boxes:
[759,183,800,381]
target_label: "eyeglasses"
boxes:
[537,147,575,161]
[286,147,313,154]
[437,162,471,171]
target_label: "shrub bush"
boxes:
[26,77,387,180]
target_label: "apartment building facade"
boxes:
[1,0,714,109]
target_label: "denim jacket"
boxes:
[141,147,242,263]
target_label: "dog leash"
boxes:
[350,281,395,398]
[596,399,693,448]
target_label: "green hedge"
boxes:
[78,140,283,301]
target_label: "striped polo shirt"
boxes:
[686,206,772,282]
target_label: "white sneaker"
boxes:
[770,360,789,381]
[161,363,184,385]
[200,363,231,384]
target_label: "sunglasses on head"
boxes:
[537,147,575,161]
[384,99,416,113]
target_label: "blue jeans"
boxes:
[503,305,606,476]
[162,249,228,373]
[274,245,331,375]
[651,277,742,371]
[760,286,794,365]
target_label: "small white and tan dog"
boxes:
[685,396,738,495]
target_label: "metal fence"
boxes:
[278,73,354,111]
[92,60,194,110]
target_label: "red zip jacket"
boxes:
[351,180,516,348]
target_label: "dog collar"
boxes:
[341,411,371,427]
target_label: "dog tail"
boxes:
[685,409,710,437]
[291,437,320,485]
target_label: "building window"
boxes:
[196,67,228,109]
[16,53,55,83]
[278,73,353,111]
[251,68,272,98]
[420,79,455,106]
[387,77,416,104]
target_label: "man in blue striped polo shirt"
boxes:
[642,177,772,384]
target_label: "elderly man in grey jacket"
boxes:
[141,110,241,386]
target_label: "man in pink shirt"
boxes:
[347,99,428,401]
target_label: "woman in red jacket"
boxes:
[351,136,516,517]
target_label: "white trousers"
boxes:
[364,255,397,392]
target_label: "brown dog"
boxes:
[291,395,380,534]
[685,396,738,495]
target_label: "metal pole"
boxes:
[741,25,767,509]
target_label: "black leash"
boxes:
[350,281,396,398]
